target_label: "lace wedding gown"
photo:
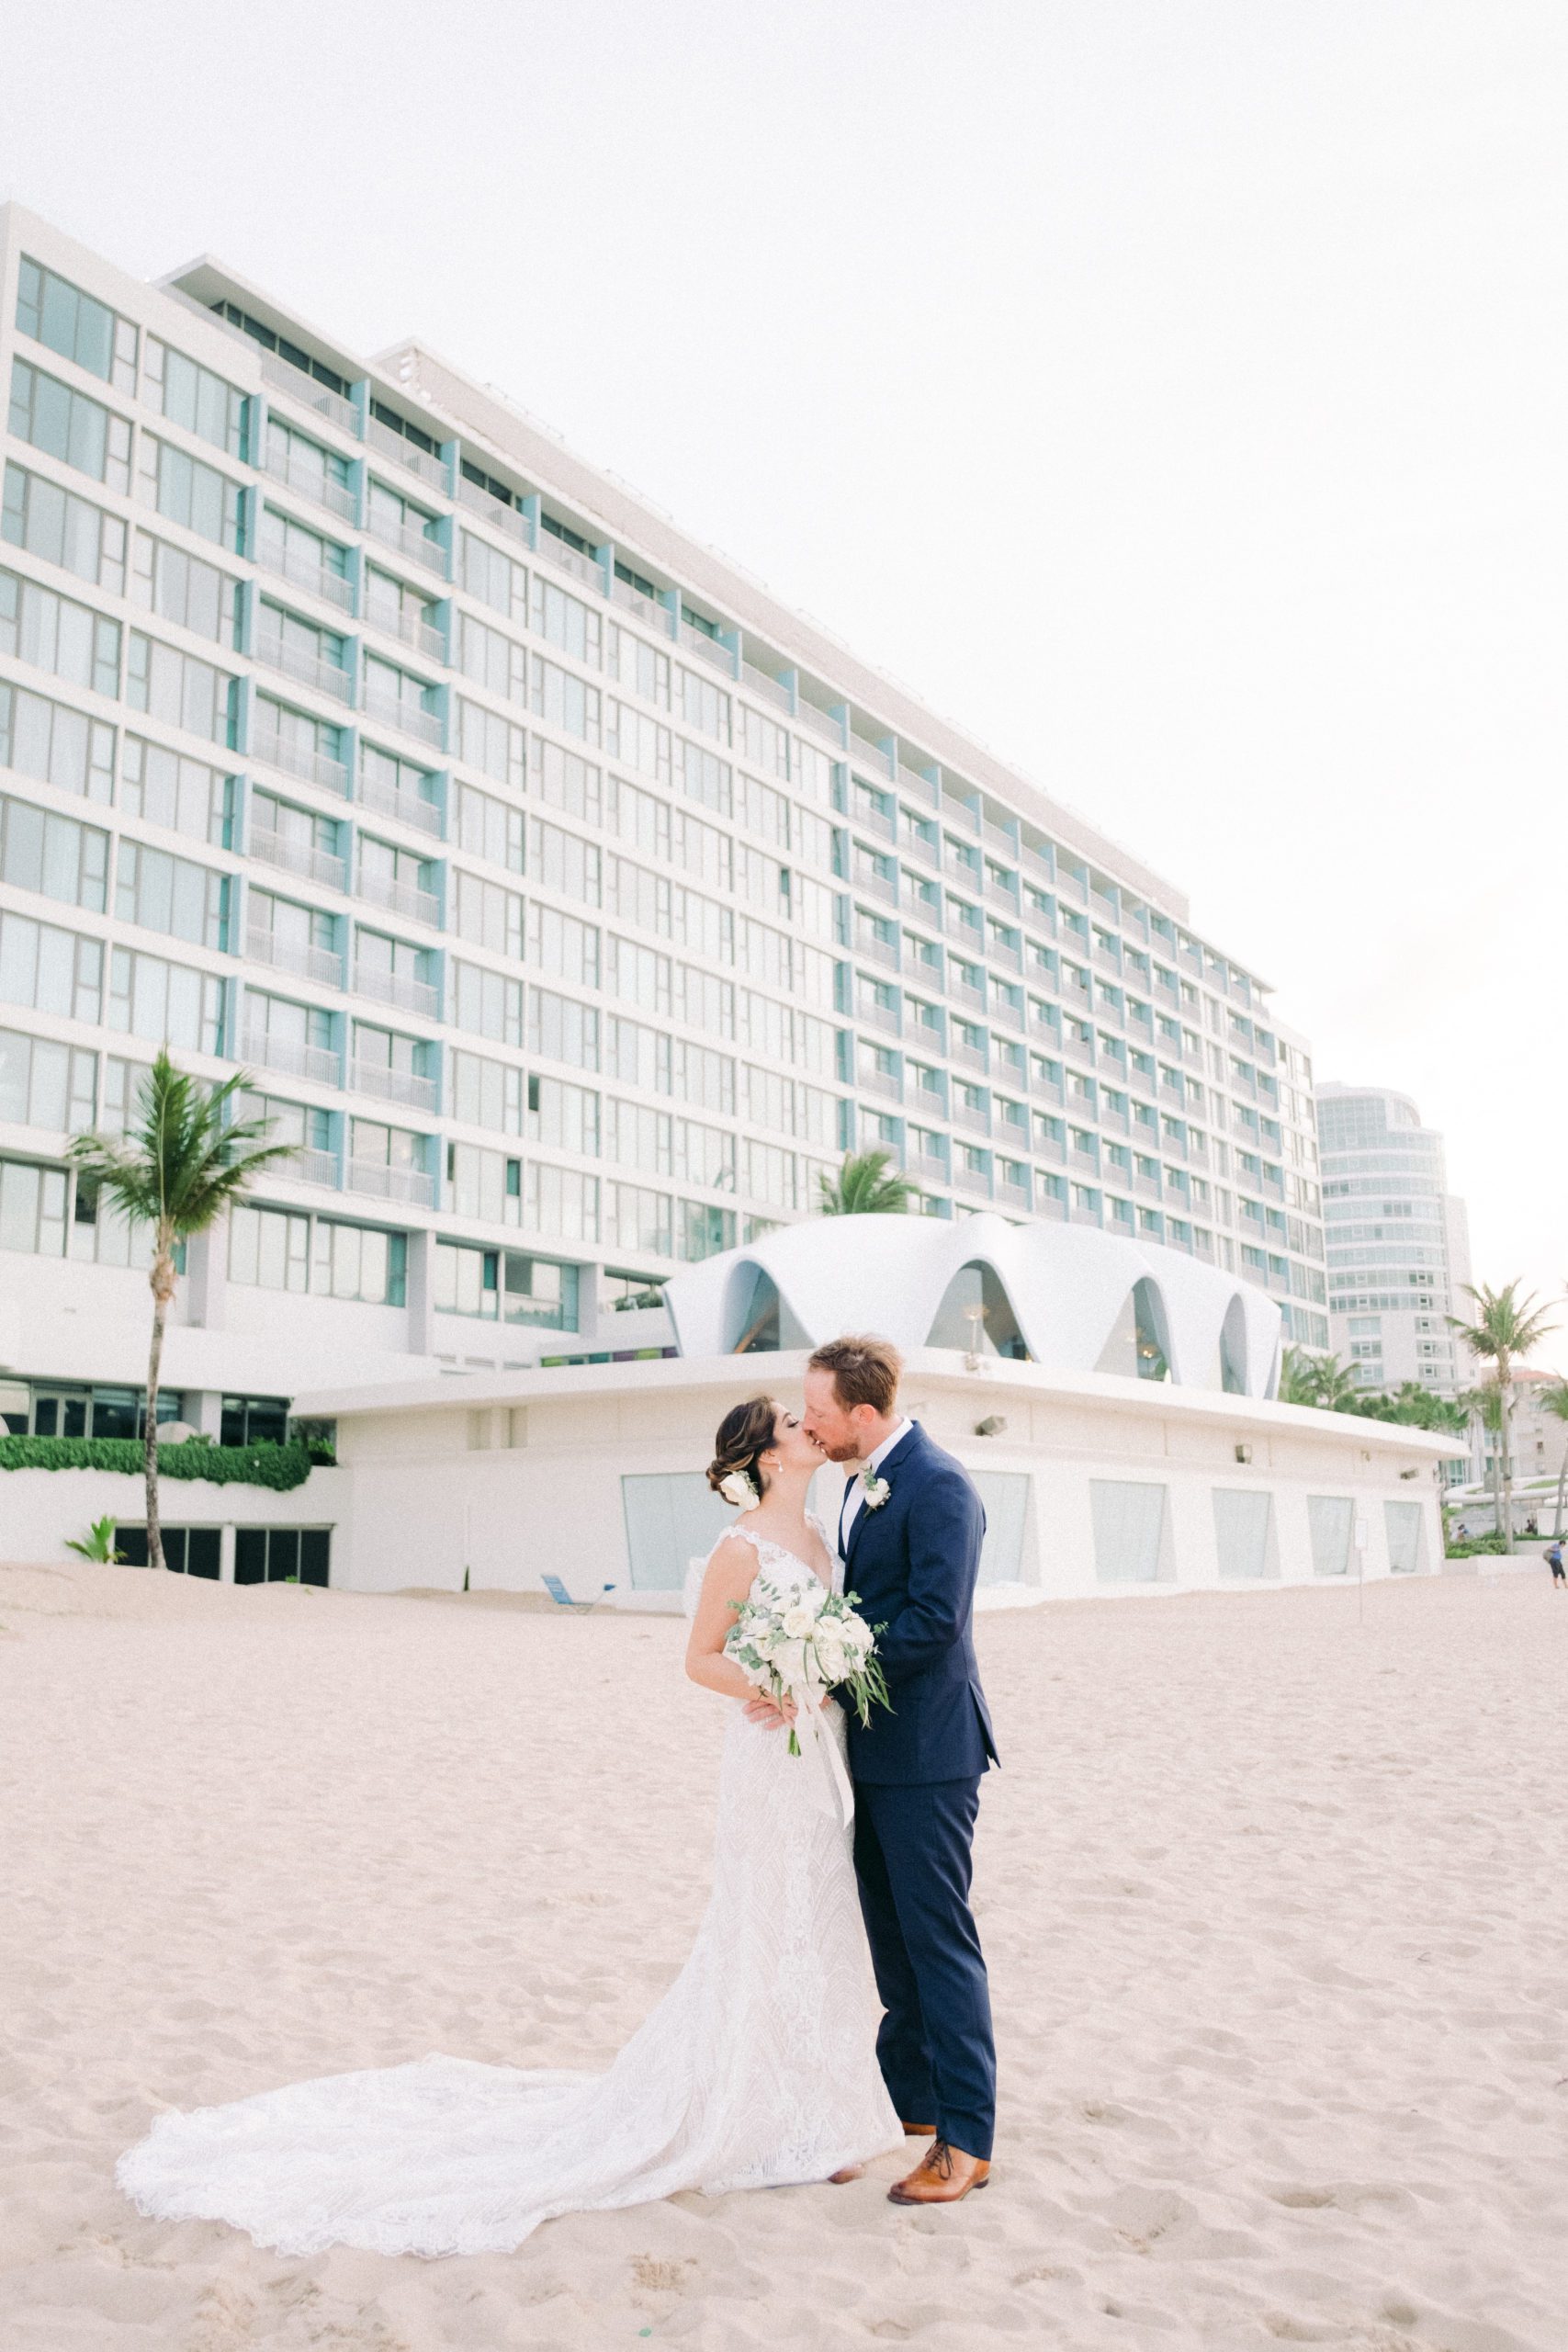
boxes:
[117,1526,901,2256]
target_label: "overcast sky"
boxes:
[4,1,1564,1365]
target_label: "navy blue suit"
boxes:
[839,1421,998,2160]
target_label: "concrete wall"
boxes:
[317,1363,1447,1603]
[2,1464,348,1573]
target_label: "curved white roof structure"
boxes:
[664,1213,1282,1399]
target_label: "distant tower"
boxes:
[1315,1083,1472,1396]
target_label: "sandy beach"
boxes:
[1,1558,1565,2352]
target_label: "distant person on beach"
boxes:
[1546,1541,1565,1587]
[1455,1521,1469,1542]
[1524,1513,1540,1538]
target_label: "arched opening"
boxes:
[726,1262,811,1354]
[1218,1295,1248,1394]
[1094,1278,1175,1382]
[925,1261,1032,1360]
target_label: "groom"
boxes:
[792,1334,998,2204]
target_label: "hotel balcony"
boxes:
[244,929,342,989]
[249,825,346,892]
[240,1031,340,1088]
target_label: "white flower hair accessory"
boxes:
[862,1470,891,1510]
[719,1468,761,1512]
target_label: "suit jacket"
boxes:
[839,1421,998,1786]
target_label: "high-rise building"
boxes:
[0,205,1327,1443]
[1316,1081,1472,1394]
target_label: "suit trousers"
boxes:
[852,1775,996,2162]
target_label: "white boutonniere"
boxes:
[861,1470,891,1510]
[719,1469,761,1512]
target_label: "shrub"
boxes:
[0,1436,314,1491]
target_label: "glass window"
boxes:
[0,791,108,911]
[114,839,228,949]
[143,338,246,458]
[7,358,131,492]
[125,633,239,747]
[0,908,103,1023]
[107,945,224,1054]
[137,434,245,551]
[17,256,138,388]
[0,680,115,803]
[0,1025,96,1130]
[0,1156,68,1257]
[3,461,127,594]
[130,533,240,646]
[120,737,234,845]
[0,564,120,697]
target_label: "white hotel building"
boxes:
[0,205,1327,1448]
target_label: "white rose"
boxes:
[780,1604,815,1641]
[814,1641,848,1684]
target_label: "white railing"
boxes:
[680,623,734,673]
[350,1059,437,1111]
[365,503,447,575]
[356,770,443,836]
[244,929,342,988]
[362,683,443,747]
[902,830,939,867]
[240,1031,339,1087]
[536,530,600,588]
[347,1159,437,1206]
[796,702,842,746]
[248,826,345,890]
[364,594,446,663]
[853,800,895,842]
[256,539,355,613]
[261,440,356,522]
[366,416,447,492]
[856,999,900,1035]
[948,979,986,1012]
[260,354,358,437]
[740,660,789,709]
[613,574,667,628]
[853,866,897,905]
[256,635,353,705]
[990,993,1024,1027]
[953,1102,990,1136]
[353,964,438,1017]
[357,869,440,927]
[950,1038,987,1070]
[860,1065,902,1100]
[290,1148,340,1189]
[897,763,939,806]
[855,934,898,971]
[457,475,530,544]
[249,729,351,797]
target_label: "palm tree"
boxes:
[68,1050,297,1571]
[1458,1381,1506,1542]
[1447,1282,1560,1554]
[1278,1346,1363,1412]
[1540,1379,1568,1541]
[815,1148,913,1217]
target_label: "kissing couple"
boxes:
[118,1336,1000,2255]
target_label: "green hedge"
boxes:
[0,1436,315,1491]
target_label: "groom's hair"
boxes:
[807,1335,902,1417]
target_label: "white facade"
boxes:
[1316,1082,1472,1395]
[0,201,1327,1453]
[281,1351,1449,1605]
[664,1211,1283,1396]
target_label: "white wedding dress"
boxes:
[117,1524,902,2256]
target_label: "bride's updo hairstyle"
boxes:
[706,1396,778,1500]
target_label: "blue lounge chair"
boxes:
[541,1572,592,1614]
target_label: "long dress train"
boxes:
[116,1528,900,2256]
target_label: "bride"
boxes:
[117,1395,903,2256]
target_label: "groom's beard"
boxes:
[816,1441,862,1464]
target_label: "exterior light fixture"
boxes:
[975,1415,1008,1438]
[1235,1442,1252,1464]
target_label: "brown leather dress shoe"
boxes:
[899,2120,936,2135]
[828,2164,863,2184]
[886,2139,991,2205]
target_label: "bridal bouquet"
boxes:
[725,1576,890,1758]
